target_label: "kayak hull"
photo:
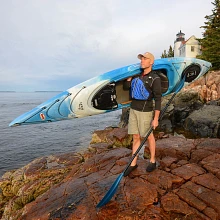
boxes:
[9,57,211,126]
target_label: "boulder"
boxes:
[184,105,220,138]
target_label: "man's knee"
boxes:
[133,134,141,141]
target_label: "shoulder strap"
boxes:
[142,71,160,89]
[146,71,169,93]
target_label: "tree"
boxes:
[161,50,167,58]
[161,46,174,58]
[197,0,220,70]
[167,45,174,57]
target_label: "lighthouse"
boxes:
[174,30,185,57]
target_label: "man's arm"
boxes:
[123,77,132,90]
[152,110,160,129]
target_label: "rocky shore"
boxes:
[0,70,219,220]
[0,127,220,220]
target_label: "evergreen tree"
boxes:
[168,45,174,57]
[161,46,174,58]
[197,0,220,70]
[161,50,167,58]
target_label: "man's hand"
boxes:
[151,119,159,130]
[152,110,160,129]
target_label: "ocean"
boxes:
[0,92,121,177]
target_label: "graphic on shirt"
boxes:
[131,78,150,100]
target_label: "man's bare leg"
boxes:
[147,133,156,163]
[146,133,156,172]
[130,134,141,166]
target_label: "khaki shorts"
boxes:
[128,109,153,137]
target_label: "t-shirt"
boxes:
[123,71,162,112]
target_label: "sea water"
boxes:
[0,92,121,177]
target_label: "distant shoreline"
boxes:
[0,91,62,93]
[35,91,62,93]
[0,91,16,92]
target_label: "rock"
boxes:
[177,188,207,211]
[157,118,173,133]
[161,193,194,216]
[184,105,220,138]
[162,71,219,137]
[190,148,213,163]
[90,127,132,148]
[0,152,83,219]
[184,70,220,102]
[171,163,205,180]
[174,90,202,107]
[160,156,178,169]
[0,128,220,219]
[154,136,195,160]
[200,153,220,177]
[192,173,220,193]
[181,181,220,218]
[171,90,204,128]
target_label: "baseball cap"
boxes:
[137,52,155,63]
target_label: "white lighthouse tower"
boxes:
[174,30,185,57]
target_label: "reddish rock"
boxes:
[190,148,213,163]
[171,163,205,180]
[161,193,194,216]
[144,169,183,191]
[88,142,112,154]
[0,128,220,220]
[90,127,132,148]
[161,192,210,220]
[176,160,188,166]
[184,70,220,102]
[192,173,220,193]
[181,181,220,217]
[177,188,207,211]
[203,207,219,220]
[200,153,220,175]
[159,156,178,168]
[155,136,195,160]
[124,178,158,210]
[196,138,220,153]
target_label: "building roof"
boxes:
[179,35,197,48]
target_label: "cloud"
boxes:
[0,0,213,91]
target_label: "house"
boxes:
[174,30,202,57]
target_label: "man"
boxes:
[123,52,162,176]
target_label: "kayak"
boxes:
[9,57,211,126]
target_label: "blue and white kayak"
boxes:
[9,57,211,126]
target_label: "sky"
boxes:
[0,0,214,92]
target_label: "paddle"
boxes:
[96,74,186,208]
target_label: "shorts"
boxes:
[128,108,153,137]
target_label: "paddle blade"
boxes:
[96,173,124,208]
